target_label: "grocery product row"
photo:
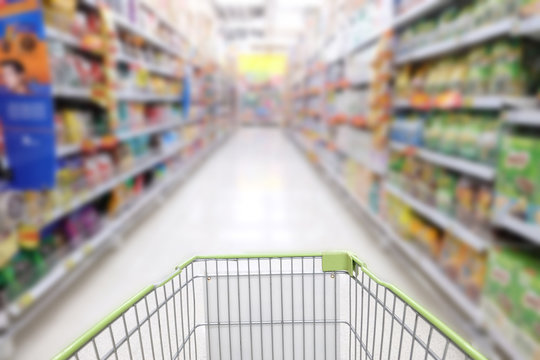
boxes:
[0,0,237,349]
[7,131,229,320]
[288,0,540,358]
[290,127,540,359]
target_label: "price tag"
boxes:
[18,293,35,309]
[64,258,76,271]
[83,244,94,256]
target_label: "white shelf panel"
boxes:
[53,86,93,100]
[116,92,180,102]
[385,183,489,251]
[493,214,540,245]
[112,13,182,59]
[56,144,81,158]
[396,18,515,64]
[390,142,495,181]
[43,141,190,227]
[385,183,449,228]
[505,109,540,126]
[115,120,184,141]
[57,120,185,157]
[8,138,221,319]
[516,16,540,37]
[394,96,536,111]
[115,53,182,79]
[420,258,484,324]
[386,225,482,324]
[393,0,450,29]
[46,27,85,50]
[487,326,527,360]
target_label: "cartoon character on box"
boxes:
[0,6,52,96]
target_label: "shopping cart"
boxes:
[54,252,486,360]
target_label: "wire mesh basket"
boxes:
[54,253,486,360]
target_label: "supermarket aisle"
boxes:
[15,128,465,359]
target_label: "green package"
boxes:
[495,135,539,218]
[484,247,523,323]
[445,117,461,155]
[516,263,540,351]
[477,115,501,165]
[490,39,526,96]
[458,114,481,160]
[435,169,456,215]
[466,46,492,95]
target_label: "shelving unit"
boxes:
[8,134,228,331]
[385,183,490,251]
[493,215,540,245]
[389,142,496,181]
[0,0,237,349]
[394,95,537,110]
[288,1,540,359]
[115,53,182,79]
[289,131,484,325]
[395,17,515,64]
[505,109,540,126]
[392,0,449,29]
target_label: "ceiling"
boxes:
[212,0,323,52]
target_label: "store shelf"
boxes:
[349,31,383,56]
[57,120,186,157]
[393,0,450,29]
[56,144,81,158]
[390,142,495,181]
[385,183,489,251]
[43,140,192,227]
[487,326,526,360]
[52,86,94,100]
[45,26,101,55]
[493,214,540,245]
[516,16,540,37]
[290,130,483,323]
[137,1,188,43]
[384,223,482,323]
[115,53,182,79]
[505,109,540,126]
[385,182,448,227]
[344,151,386,176]
[394,95,537,111]
[419,257,483,323]
[8,136,224,320]
[116,92,180,102]
[112,13,182,59]
[115,120,185,140]
[396,17,515,64]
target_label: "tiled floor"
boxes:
[14,128,470,359]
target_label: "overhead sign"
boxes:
[237,53,287,82]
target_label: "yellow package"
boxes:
[0,231,18,268]
[63,110,84,144]
[441,234,469,281]
[459,251,486,301]
[419,224,443,259]
[18,224,40,251]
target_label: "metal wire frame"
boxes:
[64,256,476,360]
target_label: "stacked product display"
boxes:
[289,0,540,359]
[0,0,235,349]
